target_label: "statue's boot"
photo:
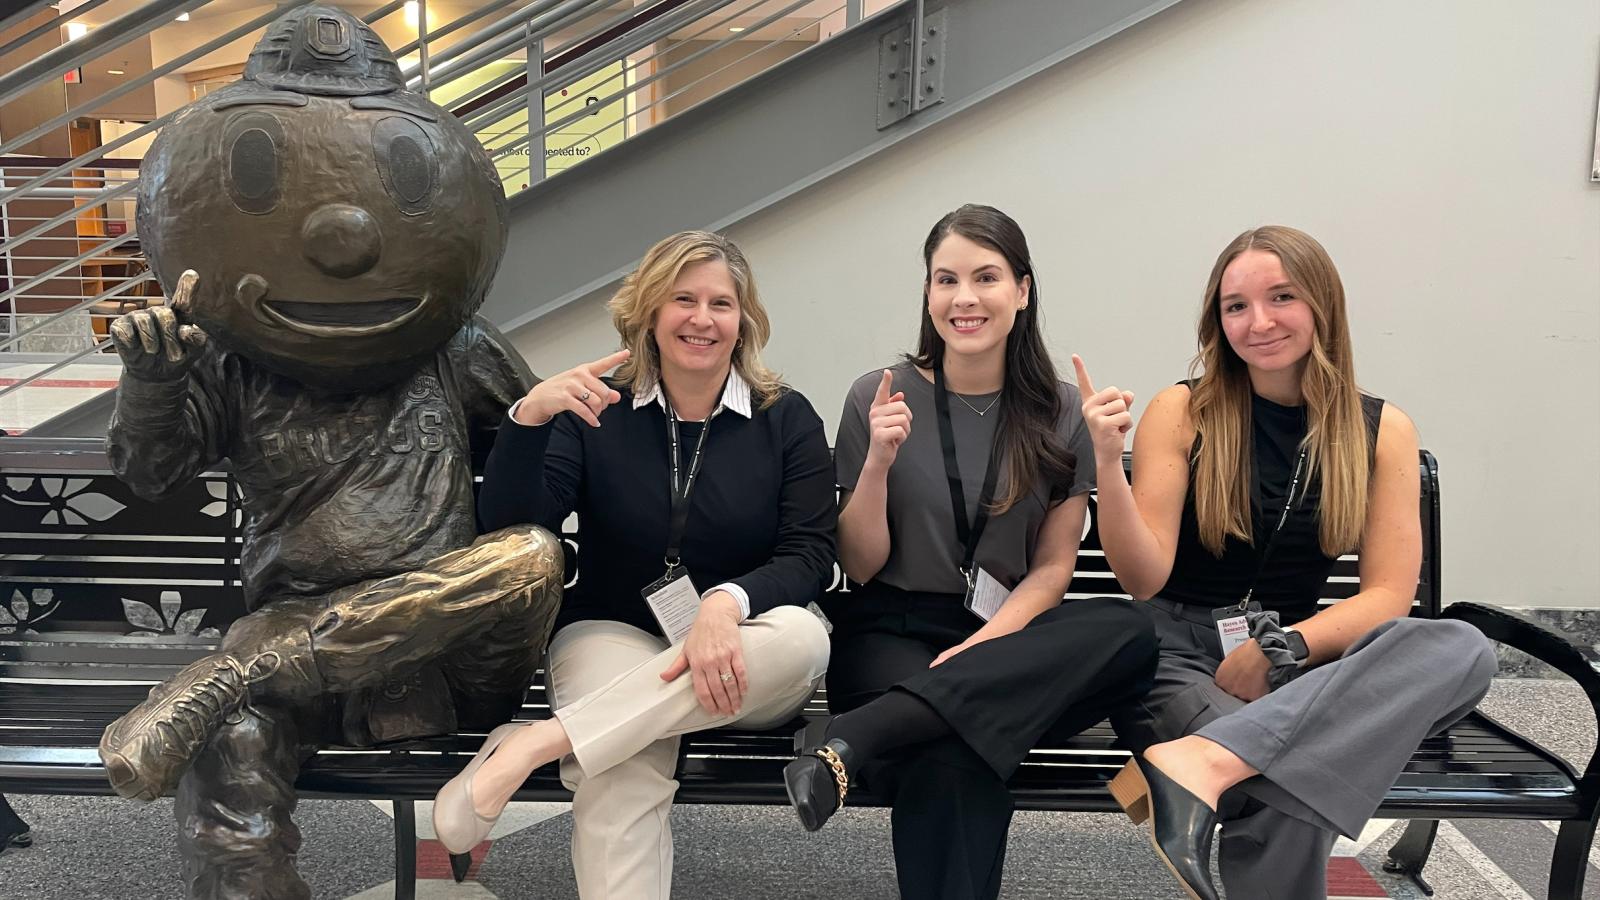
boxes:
[100,644,297,801]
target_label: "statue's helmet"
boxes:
[136,4,510,391]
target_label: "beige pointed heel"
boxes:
[433,722,527,854]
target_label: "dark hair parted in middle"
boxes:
[906,203,1077,512]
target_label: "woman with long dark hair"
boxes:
[1085,226,1496,899]
[781,204,1157,899]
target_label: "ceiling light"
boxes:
[66,22,88,40]
[107,68,124,75]
[728,26,745,32]
[175,12,189,21]
[404,1,419,27]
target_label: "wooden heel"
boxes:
[1109,759,1151,824]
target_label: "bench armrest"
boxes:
[1441,601,1600,785]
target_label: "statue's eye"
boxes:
[223,113,285,215]
[373,117,437,215]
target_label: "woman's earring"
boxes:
[736,337,744,349]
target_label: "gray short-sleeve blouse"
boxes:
[835,361,1096,594]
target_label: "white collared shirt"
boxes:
[631,368,754,421]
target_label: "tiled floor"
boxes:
[0,360,120,434]
[2,677,1594,899]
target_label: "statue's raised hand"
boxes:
[109,269,208,381]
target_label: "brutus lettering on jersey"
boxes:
[255,373,460,480]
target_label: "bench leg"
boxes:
[393,799,417,900]
[1549,815,1598,900]
[1381,819,1438,896]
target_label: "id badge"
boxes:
[963,567,1011,622]
[1212,602,1261,657]
[642,565,701,644]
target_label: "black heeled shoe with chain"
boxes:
[783,721,856,832]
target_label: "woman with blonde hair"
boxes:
[432,230,834,899]
[1080,226,1496,899]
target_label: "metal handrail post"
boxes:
[0,170,14,344]
[464,0,742,135]
[442,1,640,118]
[501,0,834,178]
[393,0,522,58]
[524,27,546,188]
[400,0,583,83]
[362,0,410,25]
[476,0,806,154]
[846,0,861,26]
[417,0,431,96]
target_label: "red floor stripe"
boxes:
[0,377,120,388]
[1327,856,1391,897]
[416,838,490,881]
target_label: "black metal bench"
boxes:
[2,437,1595,898]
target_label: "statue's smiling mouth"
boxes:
[260,297,425,337]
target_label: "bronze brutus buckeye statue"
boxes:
[100,7,562,896]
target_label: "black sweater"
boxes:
[478,385,838,636]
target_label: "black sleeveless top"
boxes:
[1160,391,1385,623]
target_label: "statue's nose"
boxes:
[302,204,381,278]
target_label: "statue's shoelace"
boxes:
[140,659,248,757]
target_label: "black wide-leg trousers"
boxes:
[823,584,1158,900]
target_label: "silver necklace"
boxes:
[953,391,1002,417]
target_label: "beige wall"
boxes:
[510,0,1600,609]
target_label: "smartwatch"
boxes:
[1283,627,1310,667]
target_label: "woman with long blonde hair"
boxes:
[1081,226,1496,899]
[432,231,835,898]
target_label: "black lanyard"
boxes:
[664,399,722,572]
[1237,447,1309,609]
[933,364,1004,579]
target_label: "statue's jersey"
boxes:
[108,316,533,612]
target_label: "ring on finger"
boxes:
[580,390,591,401]
[719,671,734,683]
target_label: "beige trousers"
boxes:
[545,604,829,900]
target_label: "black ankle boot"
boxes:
[1109,757,1220,900]
[784,723,856,832]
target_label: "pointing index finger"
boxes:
[169,269,198,316]
[1071,354,1096,397]
[585,348,631,376]
[872,368,894,406]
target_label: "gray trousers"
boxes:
[1112,598,1497,900]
